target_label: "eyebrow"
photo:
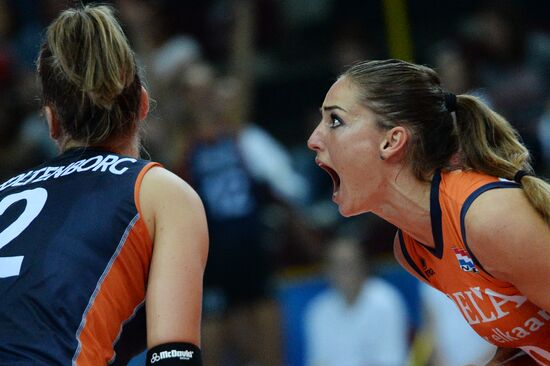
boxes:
[320,105,348,113]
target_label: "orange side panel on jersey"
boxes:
[74,218,152,365]
[75,162,160,365]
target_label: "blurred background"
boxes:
[1,0,549,365]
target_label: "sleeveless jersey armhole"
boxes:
[133,162,162,242]
[396,230,431,285]
[460,180,520,285]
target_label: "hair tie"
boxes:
[444,92,457,113]
[513,170,533,183]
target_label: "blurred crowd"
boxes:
[1,0,549,365]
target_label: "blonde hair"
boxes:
[38,4,142,145]
[343,59,550,224]
[456,95,550,224]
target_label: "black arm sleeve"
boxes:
[146,342,202,366]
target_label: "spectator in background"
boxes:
[304,235,409,366]
[173,60,307,366]
[429,41,486,100]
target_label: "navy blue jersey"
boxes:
[188,136,258,222]
[186,136,272,309]
[0,147,159,365]
[187,135,265,246]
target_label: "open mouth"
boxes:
[317,160,341,197]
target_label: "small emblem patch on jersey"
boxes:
[420,257,435,278]
[452,247,478,273]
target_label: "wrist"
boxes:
[146,342,202,366]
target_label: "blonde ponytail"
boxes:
[521,176,550,224]
[47,5,135,110]
[38,4,142,145]
[456,95,550,224]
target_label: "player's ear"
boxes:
[379,126,409,161]
[45,105,60,140]
[138,86,149,122]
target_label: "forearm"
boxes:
[485,347,536,366]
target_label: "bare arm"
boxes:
[140,167,209,347]
[466,188,550,364]
[465,188,550,312]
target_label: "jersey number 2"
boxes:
[0,188,48,278]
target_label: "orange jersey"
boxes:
[397,170,550,364]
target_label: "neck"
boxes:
[340,281,365,306]
[343,289,361,306]
[373,167,435,248]
[60,134,140,158]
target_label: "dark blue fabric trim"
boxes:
[427,169,444,259]
[460,181,520,275]
[398,230,428,281]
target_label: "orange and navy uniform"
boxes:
[0,147,160,365]
[397,169,550,365]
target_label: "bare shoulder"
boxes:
[465,187,550,308]
[465,187,548,278]
[139,166,207,249]
[141,166,202,206]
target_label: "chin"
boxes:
[338,204,364,218]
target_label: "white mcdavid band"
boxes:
[146,342,202,366]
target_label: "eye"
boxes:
[329,113,343,129]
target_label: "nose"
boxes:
[307,124,323,152]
